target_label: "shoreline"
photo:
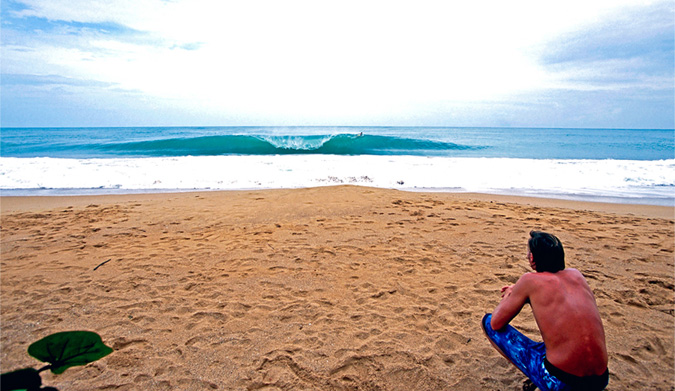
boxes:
[2,186,673,219]
[2,185,673,390]
[2,156,673,204]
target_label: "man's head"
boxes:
[527,231,565,272]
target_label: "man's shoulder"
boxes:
[557,268,585,280]
[515,272,543,288]
[518,272,537,281]
[519,270,566,284]
[564,267,582,275]
[519,271,553,281]
[515,269,585,289]
[521,269,586,287]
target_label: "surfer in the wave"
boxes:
[482,231,609,391]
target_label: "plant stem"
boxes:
[38,364,52,373]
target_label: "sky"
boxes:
[1,0,673,128]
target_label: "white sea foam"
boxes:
[258,135,336,150]
[1,156,673,204]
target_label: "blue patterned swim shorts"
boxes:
[481,313,608,391]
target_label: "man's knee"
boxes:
[482,313,495,336]
[482,313,514,361]
[482,314,500,346]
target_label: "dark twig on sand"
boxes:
[93,259,112,271]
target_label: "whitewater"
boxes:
[1,126,673,205]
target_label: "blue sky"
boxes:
[1,0,673,128]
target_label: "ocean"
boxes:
[1,126,673,205]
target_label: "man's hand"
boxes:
[501,285,513,298]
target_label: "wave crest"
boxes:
[97,134,481,156]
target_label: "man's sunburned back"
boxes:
[524,268,608,377]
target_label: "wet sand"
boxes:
[1,186,673,390]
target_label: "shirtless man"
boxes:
[482,231,609,391]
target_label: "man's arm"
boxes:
[490,274,533,330]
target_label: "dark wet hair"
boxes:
[528,231,565,272]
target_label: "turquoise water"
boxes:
[1,126,673,203]
[1,126,673,159]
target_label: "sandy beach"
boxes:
[1,186,673,390]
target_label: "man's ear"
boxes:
[528,253,537,270]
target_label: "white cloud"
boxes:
[544,58,673,92]
[4,0,673,124]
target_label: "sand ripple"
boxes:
[1,187,673,390]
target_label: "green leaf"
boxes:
[27,331,113,374]
[0,367,41,391]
